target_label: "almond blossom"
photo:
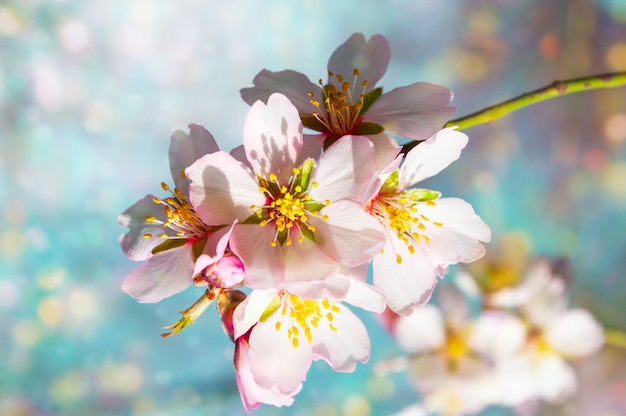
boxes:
[240,33,455,146]
[232,274,385,412]
[493,269,605,406]
[119,125,237,303]
[186,93,386,289]
[366,127,491,315]
[382,285,526,416]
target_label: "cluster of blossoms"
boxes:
[378,250,605,416]
[118,33,491,411]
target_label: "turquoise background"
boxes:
[1,0,626,415]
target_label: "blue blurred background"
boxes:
[1,0,625,414]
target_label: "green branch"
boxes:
[401,72,626,153]
[605,328,626,349]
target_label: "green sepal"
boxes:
[294,159,315,192]
[151,238,187,255]
[276,228,288,245]
[242,209,269,224]
[353,121,384,135]
[301,115,325,132]
[191,239,207,261]
[259,295,282,322]
[380,170,399,194]
[304,201,326,213]
[406,188,441,202]
[300,225,316,243]
[359,87,383,116]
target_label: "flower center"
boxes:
[248,162,330,247]
[370,184,442,265]
[309,68,369,136]
[272,294,340,349]
[143,181,208,243]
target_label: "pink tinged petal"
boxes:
[192,222,236,276]
[372,234,438,315]
[118,195,168,261]
[240,69,321,116]
[203,254,245,289]
[248,307,312,394]
[233,289,280,339]
[399,128,468,188]
[533,354,577,403]
[367,132,401,171]
[235,338,297,412]
[342,277,386,313]
[299,133,324,163]
[121,243,194,303]
[393,305,445,354]
[311,302,371,372]
[468,311,527,359]
[417,197,491,268]
[169,124,219,193]
[544,309,604,358]
[285,275,350,302]
[230,224,339,288]
[310,200,385,267]
[310,135,376,203]
[327,33,390,88]
[366,83,456,141]
[243,93,303,184]
[186,151,263,225]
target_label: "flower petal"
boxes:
[233,289,280,339]
[310,200,385,267]
[169,124,219,193]
[468,311,527,359]
[248,306,312,394]
[533,353,577,403]
[343,277,386,313]
[309,135,376,203]
[544,309,604,358]
[186,151,263,225]
[372,233,438,315]
[399,128,468,188]
[230,224,339,289]
[240,69,321,116]
[243,93,303,184]
[311,302,370,372]
[121,243,194,303]
[327,33,390,88]
[393,305,445,354]
[416,197,491,268]
[235,337,298,412]
[118,195,168,261]
[366,83,455,141]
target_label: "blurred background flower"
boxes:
[1,0,625,415]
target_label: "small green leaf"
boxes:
[304,201,326,213]
[259,295,282,322]
[359,87,383,116]
[276,228,288,245]
[353,121,384,135]
[300,225,316,243]
[151,238,187,255]
[380,170,399,194]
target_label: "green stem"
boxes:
[605,328,626,349]
[401,71,626,153]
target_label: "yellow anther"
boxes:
[326,313,334,322]
[142,233,152,239]
[353,68,360,77]
[418,223,426,231]
[295,185,302,193]
[160,233,168,240]
[433,222,443,227]
[258,186,267,193]
[298,234,304,243]
[293,167,300,175]
[292,337,299,348]
[152,196,161,204]
[271,239,277,247]
[179,170,186,179]
[161,182,169,191]
[286,237,292,246]
[145,216,156,223]
[408,245,415,254]
[322,299,330,309]
[269,173,277,181]
[275,321,282,331]
[292,326,299,336]
[311,182,319,188]
[329,323,338,332]
[426,201,436,206]
[396,254,402,264]
[322,215,329,221]
[331,305,340,313]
